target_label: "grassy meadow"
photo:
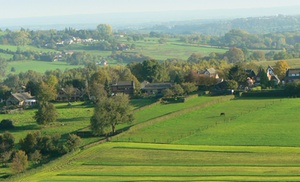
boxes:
[12,142,300,181]
[0,44,54,53]
[257,58,300,68]
[6,60,83,75]
[123,38,227,60]
[4,96,300,181]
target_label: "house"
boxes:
[266,65,280,85]
[245,69,256,87]
[56,88,82,102]
[141,82,172,95]
[63,50,74,55]
[245,69,256,79]
[285,68,300,83]
[6,92,37,107]
[197,68,219,79]
[110,81,135,95]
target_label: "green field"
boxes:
[0,102,98,146]
[11,142,300,181]
[6,60,83,75]
[257,58,300,68]
[124,38,227,60]
[0,52,13,59]
[4,96,300,181]
[0,44,54,53]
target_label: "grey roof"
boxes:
[142,83,172,90]
[198,68,216,74]
[286,68,300,75]
[206,68,216,74]
[12,92,34,101]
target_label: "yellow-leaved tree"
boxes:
[274,60,290,80]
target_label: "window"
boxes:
[292,74,296,76]
[297,74,300,76]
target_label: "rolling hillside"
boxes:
[6,96,300,181]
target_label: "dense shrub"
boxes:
[0,119,14,130]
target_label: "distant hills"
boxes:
[145,15,300,35]
[0,5,300,34]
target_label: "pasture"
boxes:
[0,44,53,53]
[12,142,300,181]
[123,38,227,60]
[256,58,300,68]
[6,60,83,75]
[0,102,98,146]
[5,97,300,181]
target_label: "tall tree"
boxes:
[34,102,58,125]
[11,150,28,173]
[225,47,245,63]
[274,60,290,80]
[228,63,247,85]
[141,60,169,83]
[0,58,7,78]
[172,84,184,96]
[36,81,57,103]
[97,24,113,40]
[257,67,269,88]
[19,131,41,154]
[0,132,15,166]
[90,95,134,135]
[104,78,111,97]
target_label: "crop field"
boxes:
[6,97,300,181]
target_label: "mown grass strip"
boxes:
[81,163,300,167]
[112,146,254,153]
[57,173,300,177]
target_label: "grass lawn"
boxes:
[4,97,300,181]
[256,58,300,68]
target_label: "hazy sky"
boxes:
[1,0,300,19]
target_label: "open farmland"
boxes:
[11,142,300,181]
[6,60,83,75]
[0,44,53,53]
[123,38,227,60]
[6,97,300,181]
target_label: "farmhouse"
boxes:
[197,68,219,79]
[141,82,172,95]
[110,81,135,95]
[266,65,280,84]
[6,92,37,107]
[56,88,82,102]
[285,68,300,83]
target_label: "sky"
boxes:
[1,0,300,19]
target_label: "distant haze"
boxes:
[1,6,300,30]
